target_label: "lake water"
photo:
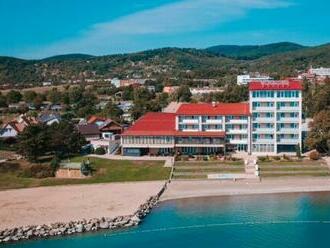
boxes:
[4,192,330,248]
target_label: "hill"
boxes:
[0,43,330,86]
[41,53,95,62]
[206,42,307,60]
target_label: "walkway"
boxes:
[161,177,330,201]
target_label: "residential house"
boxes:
[87,115,123,140]
[38,113,61,126]
[77,124,100,141]
[0,114,38,138]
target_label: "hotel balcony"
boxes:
[226,119,248,125]
[277,128,300,134]
[226,129,248,134]
[203,119,223,124]
[228,139,248,145]
[276,118,299,123]
[252,128,274,134]
[253,139,275,144]
[175,138,225,147]
[277,106,300,112]
[252,106,274,112]
[252,117,274,123]
[277,138,300,145]
[180,128,199,132]
[203,129,223,132]
[180,119,199,124]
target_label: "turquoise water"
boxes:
[4,193,330,248]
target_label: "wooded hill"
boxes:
[1,42,329,86]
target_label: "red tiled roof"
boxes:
[122,112,225,137]
[122,113,176,136]
[249,80,303,91]
[87,115,107,124]
[176,103,250,116]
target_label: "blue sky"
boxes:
[0,0,329,59]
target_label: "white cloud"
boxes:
[23,0,292,58]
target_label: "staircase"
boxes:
[108,142,120,155]
[244,158,260,180]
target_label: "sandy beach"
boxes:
[0,181,164,230]
[161,178,330,201]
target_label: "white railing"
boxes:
[180,119,199,124]
[227,119,248,124]
[203,119,222,124]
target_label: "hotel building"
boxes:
[121,80,303,156]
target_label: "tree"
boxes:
[173,85,192,102]
[306,110,330,155]
[6,90,22,104]
[17,121,86,162]
[17,124,50,162]
[49,121,86,158]
[102,101,123,122]
[47,89,62,104]
[23,91,37,103]
[0,93,7,107]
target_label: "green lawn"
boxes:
[173,160,244,180]
[175,160,244,166]
[259,159,330,178]
[0,157,170,190]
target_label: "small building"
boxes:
[55,162,90,179]
[163,86,179,94]
[237,74,273,85]
[38,113,61,126]
[77,124,100,141]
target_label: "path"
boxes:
[161,177,330,201]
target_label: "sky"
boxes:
[0,0,329,59]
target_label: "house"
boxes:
[0,122,22,138]
[122,80,303,156]
[38,113,61,125]
[87,115,123,139]
[0,114,38,138]
[237,74,273,85]
[50,104,63,112]
[163,86,179,94]
[77,124,100,141]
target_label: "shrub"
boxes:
[94,147,106,155]
[309,151,320,160]
[258,156,269,162]
[20,164,53,178]
[272,156,281,161]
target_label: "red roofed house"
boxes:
[122,80,303,156]
[0,114,38,138]
[87,115,123,139]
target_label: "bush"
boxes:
[272,156,281,161]
[258,156,270,162]
[94,147,106,155]
[309,151,320,160]
[20,164,53,178]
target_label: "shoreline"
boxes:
[161,177,330,202]
[0,181,168,243]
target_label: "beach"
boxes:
[0,181,164,230]
[2,178,330,231]
[161,177,330,201]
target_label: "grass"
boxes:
[175,160,244,166]
[0,157,170,190]
[173,160,244,180]
[259,158,330,178]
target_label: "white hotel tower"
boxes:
[249,80,303,154]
